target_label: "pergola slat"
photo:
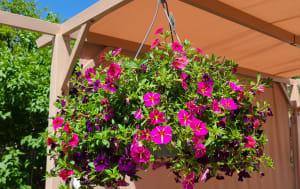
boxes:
[36,0,132,48]
[179,0,298,46]
[0,10,60,35]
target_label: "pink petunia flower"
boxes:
[172,56,189,70]
[178,110,194,126]
[150,39,160,49]
[53,117,63,132]
[182,173,195,189]
[107,63,121,80]
[195,144,206,158]
[187,101,200,114]
[63,123,72,134]
[130,145,150,163]
[253,119,259,129]
[181,72,190,90]
[47,138,54,146]
[200,169,210,182]
[147,109,166,125]
[101,98,109,106]
[172,42,183,52]
[84,68,96,81]
[196,47,205,55]
[191,135,204,147]
[220,98,237,110]
[151,126,172,144]
[103,106,114,121]
[244,136,256,148]
[211,99,221,112]
[140,129,151,141]
[257,84,264,94]
[59,169,75,181]
[112,48,122,56]
[143,92,161,107]
[189,119,208,136]
[155,27,164,35]
[197,82,212,97]
[98,51,106,63]
[230,82,243,92]
[134,109,143,119]
[69,134,79,149]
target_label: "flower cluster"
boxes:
[45,28,273,188]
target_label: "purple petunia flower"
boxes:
[201,73,214,86]
[94,156,109,172]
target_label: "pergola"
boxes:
[1,0,300,188]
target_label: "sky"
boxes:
[36,0,99,21]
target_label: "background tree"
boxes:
[0,0,60,188]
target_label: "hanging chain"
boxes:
[134,0,181,59]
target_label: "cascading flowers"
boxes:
[44,28,273,189]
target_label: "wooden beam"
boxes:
[179,0,298,46]
[46,34,70,189]
[36,0,132,48]
[0,10,60,35]
[61,23,90,92]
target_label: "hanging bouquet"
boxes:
[44,29,273,189]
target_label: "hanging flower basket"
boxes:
[45,29,273,189]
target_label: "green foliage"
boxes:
[0,0,60,188]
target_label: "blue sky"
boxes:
[37,0,99,21]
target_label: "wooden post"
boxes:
[46,34,70,189]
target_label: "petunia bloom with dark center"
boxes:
[94,156,109,172]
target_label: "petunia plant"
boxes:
[44,28,273,189]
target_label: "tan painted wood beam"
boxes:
[0,10,60,35]
[61,23,90,92]
[179,0,299,46]
[36,0,132,48]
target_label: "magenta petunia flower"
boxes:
[59,169,75,181]
[112,48,122,56]
[53,117,63,132]
[98,51,106,63]
[101,98,109,106]
[102,77,118,93]
[172,56,189,70]
[84,68,96,81]
[182,172,195,189]
[211,99,221,112]
[69,134,79,149]
[220,98,237,110]
[181,72,190,90]
[151,126,172,144]
[189,119,208,136]
[195,144,206,158]
[143,92,161,107]
[230,82,243,92]
[178,110,194,126]
[63,123,72,134]
[134,109,143,119]
[196,47,205,55]
[103,106,114,121]
[253,119,259,129]
[47,138,54,146]
[172,42,183,52]
[155,27,164,35]
[150,39,160,49]
[130,146,150,163]
[244,136,256,148]
[107,63,121,80]
[140,129,151,141]
[191,135,204,147]
[147,109,166,125]
[197,82,212,97]
[187,101,199,114]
